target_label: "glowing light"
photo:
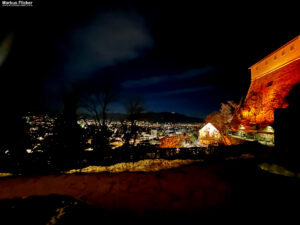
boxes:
[110,141,123,147]
[233,36,300,128]
[84,147,93,151]
[198,123,222,146]
[0,173,12,177]
[249,36,300,81]
[262,125,274,133]
[159,134,185,148]
[199,123,221,140]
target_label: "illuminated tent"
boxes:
[198,123,222,146]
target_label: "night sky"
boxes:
[0,1,299,118]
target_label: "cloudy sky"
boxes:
[0,0,299,118]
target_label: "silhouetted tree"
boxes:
[205,100,239,136]
[0,113,31,172]
[44,88,83,170]
[123,96,144,148]
[80,80,117,156]
[0,34,32,172]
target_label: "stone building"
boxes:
[231,35,300,146]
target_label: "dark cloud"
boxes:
[2,1,298,118]
[61,10,154,83]
[44,10,154,109]
[122,66,217,88]
[147,86,216,98]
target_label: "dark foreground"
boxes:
[0,159,300,224]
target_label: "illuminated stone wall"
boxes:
[249,36,300,81]
[233,36,300,129]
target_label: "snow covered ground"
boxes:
[65,159,203,174]
[0,161,229,215]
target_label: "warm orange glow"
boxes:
[222,136,232,146]
[199,123,222,140]
[249,36,300,81]
[240,59,300,127]
[110,141,124,147]
[198,123,222,146]
[159,134,185,148]
[233,36,300,129]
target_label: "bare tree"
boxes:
[123,96,144,147]
[84,94,102,129]
[83,85,115,124]
[81,84,117,152]
[205,100,239,136]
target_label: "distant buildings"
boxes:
[23,113,56,153]
[23,113,202,153]
[151,129,158,138]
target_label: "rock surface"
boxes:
[233,59,300,128]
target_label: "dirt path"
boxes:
[0,165,230,214]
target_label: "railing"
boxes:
[79,147,211,166]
